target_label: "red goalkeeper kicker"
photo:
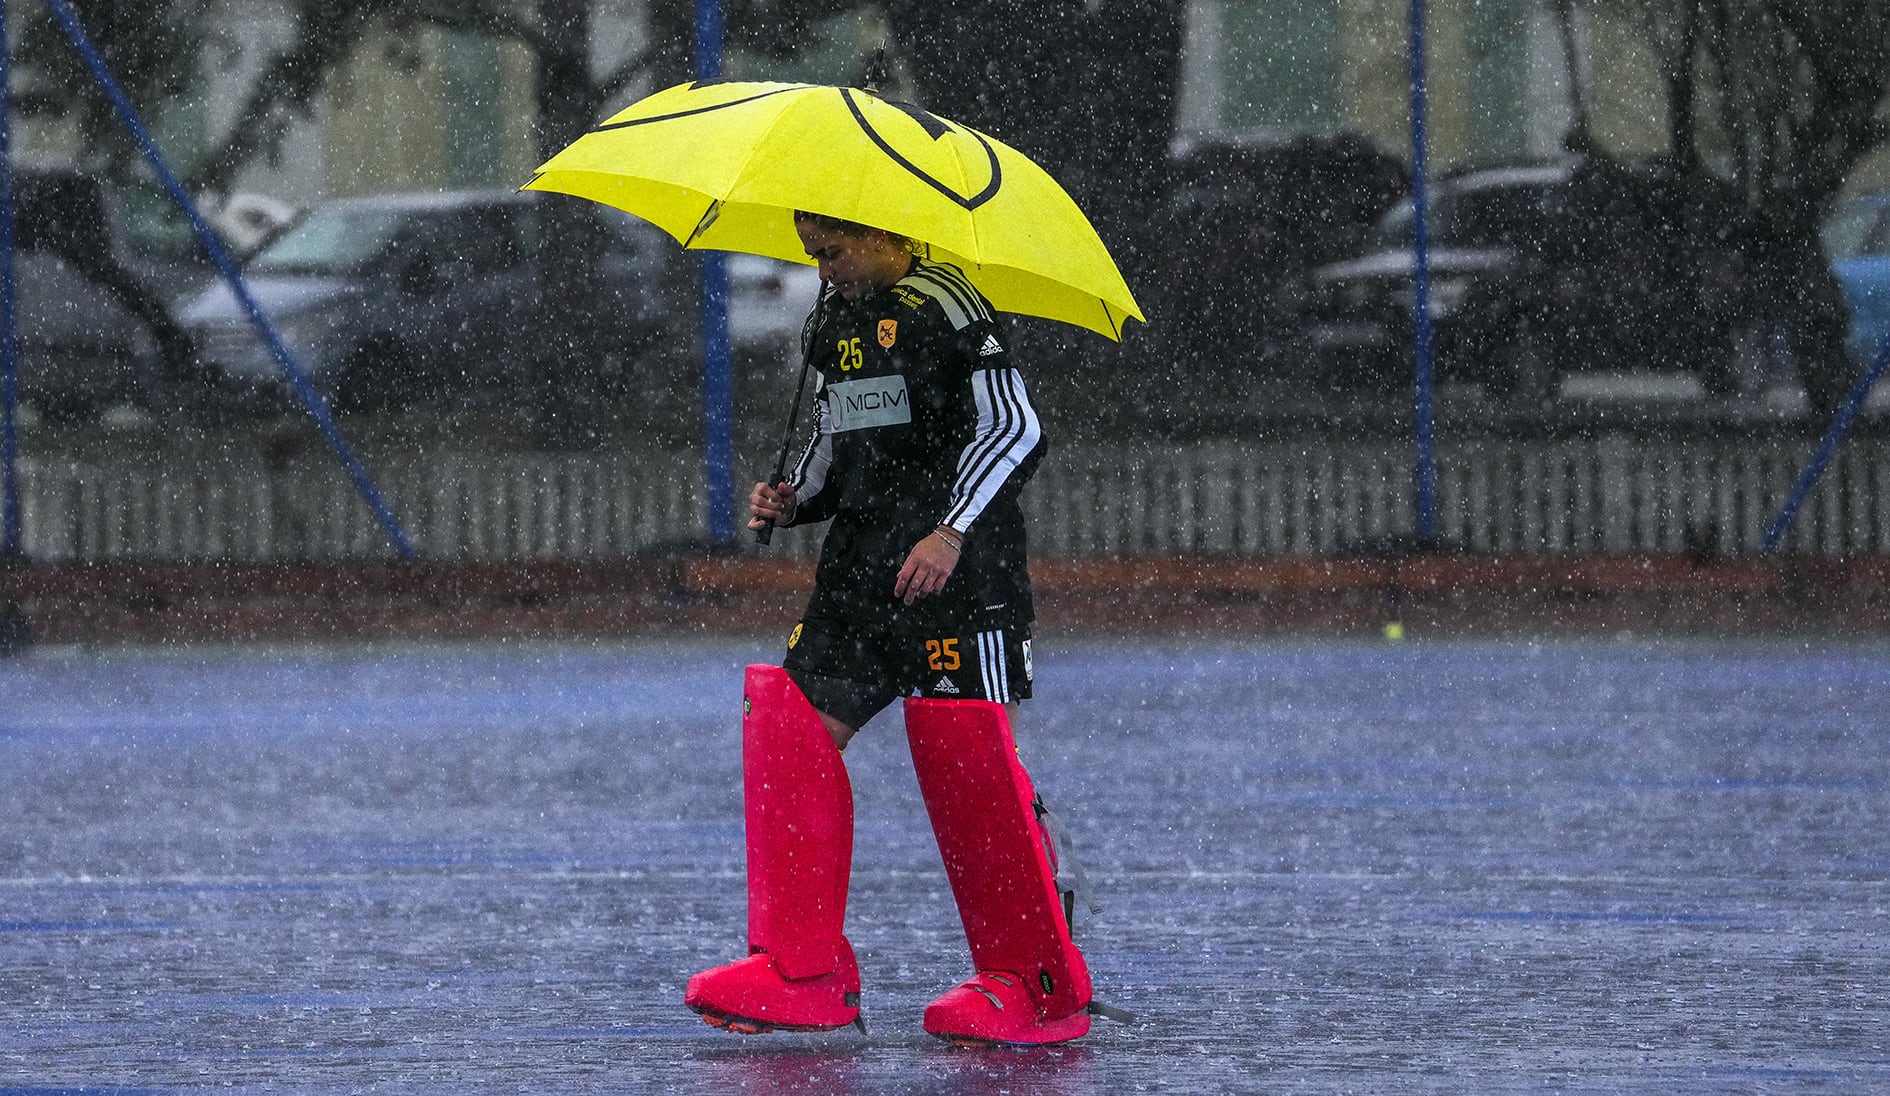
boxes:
[905,697,1092,1042]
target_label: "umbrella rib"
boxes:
[686,200,725,247]
[592,86,801,134]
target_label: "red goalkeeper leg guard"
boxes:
[684,665,861,1034]
[905,698,1093,1045]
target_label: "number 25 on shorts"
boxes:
[926,637,960,671]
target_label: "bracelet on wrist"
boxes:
[932,526,963,552]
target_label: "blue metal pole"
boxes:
[696,0,734,543]
[2,0,21,559]
[1762,340,1890,552]
[1408,0,1437,547]
[41,0,415,559]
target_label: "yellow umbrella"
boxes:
[523,79,1143,341]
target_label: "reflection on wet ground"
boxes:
[3,638,1886,1092]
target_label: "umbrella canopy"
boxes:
[523,79,1143,341]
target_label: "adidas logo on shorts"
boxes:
[933,675,961,694]
[977,334,1003,357]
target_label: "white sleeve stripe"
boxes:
[928,263,990,320]
[946,367,1041,530]
[957,369,1021,492]
[968,370,1037,497]
[905,272,974,328]
[792,431,831,497]
[901,262,991,330]
[790,397,833,503]
[950,372,1012,520]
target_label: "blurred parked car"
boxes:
[208,192,300,259]
[1822,192,1890,367]
[179,189,677,414]
[1145,132,1408,384]
[8,165,196,422]
[178,189,827,416]
[1304,157,1747,399]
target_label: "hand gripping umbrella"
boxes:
[523,79,1144,539]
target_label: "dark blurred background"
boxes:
[9,1,1890,449]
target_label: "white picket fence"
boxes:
[11,436,1890,561]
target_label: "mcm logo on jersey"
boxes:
[825,375,913,432]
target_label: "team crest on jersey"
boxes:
[877,319,898,348]
[787,623,803,649]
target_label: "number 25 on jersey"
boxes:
[926,637,960,671]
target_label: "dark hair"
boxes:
[793,210,923,255]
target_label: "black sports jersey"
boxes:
[784,257,1046,630]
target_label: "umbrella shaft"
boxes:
[755,352,813,546]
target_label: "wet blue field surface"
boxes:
[3,637,1887,1093]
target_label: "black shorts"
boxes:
[781,613,1034,730]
